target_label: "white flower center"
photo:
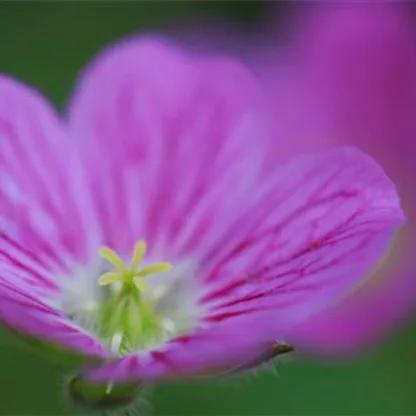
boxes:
[59,240,202,355]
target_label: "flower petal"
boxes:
[0,260,108,359]
[288,243,416,355]
[199,147,404,331]
[69,35,267,259]
[79,146,404,383]
[0,76,106,358]
[76,319,284,383]
[0,75,101,270]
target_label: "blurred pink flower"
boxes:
[244,2,416,355]
[0,35,404,407]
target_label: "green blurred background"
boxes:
[0,2,415,415]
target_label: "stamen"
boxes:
[94,240,176,354]
[132,277,148,292]
[98,272,120,286]
[131,240,147,271]
[98,247,126,272]
[110,331,123,354]
[97,239,173,289]
[136,263,173,278]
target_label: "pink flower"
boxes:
[0,36,404,408]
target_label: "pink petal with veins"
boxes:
[69,36,266,259]
[0,76,107,358]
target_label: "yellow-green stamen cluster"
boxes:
[97,240,173,354]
